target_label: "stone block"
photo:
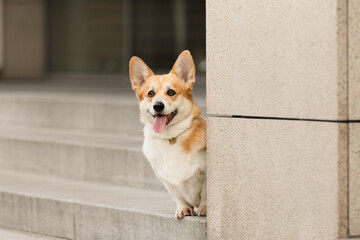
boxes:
[207,117,347,239]
[206,0,347,120]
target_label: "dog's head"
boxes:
[129,50,196,133]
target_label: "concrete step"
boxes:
[0,170,206,240]
[0,79,206,136]
[0,125,164,191]
[0,228,62,240]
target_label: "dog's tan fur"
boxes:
[129,50,207,219]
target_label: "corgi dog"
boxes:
[129,50,207,219]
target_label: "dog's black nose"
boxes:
[153,102,164,112]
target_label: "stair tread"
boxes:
[0,170,206,239]
[0,78,207,239]
[0,169,205,222]
[0,81,206,137]
[0,81,206,107]
[0,125,143,151]
[0,228,61,240]
[0,125,165,190]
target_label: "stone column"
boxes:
[349,0,360,237]
[3,0,45,79]
[206,0,358,239]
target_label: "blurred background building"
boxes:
[0,0,205,79]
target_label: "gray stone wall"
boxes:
[206,0,359,239]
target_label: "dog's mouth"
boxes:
[152,110,177,133]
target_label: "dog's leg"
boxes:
[175,198,196,220]
[197,177,207,217]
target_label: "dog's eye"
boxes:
[148,91,155,97]
[167,89,176,96]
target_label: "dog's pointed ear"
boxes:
[129,57,154,91]
[171,50,196,89]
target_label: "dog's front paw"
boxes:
[175,207,196,220]
[197,205,207,217]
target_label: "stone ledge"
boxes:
[0,170,206,240]
[0,227,62,240]
[0,125,164,191]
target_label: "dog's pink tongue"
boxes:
[153,115,166,133]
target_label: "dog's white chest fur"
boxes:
[143,129,206,207]
[130,50,207,218]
